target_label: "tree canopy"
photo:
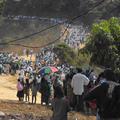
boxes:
[53,43,90,67]
[0,0,5,15]
[85,17,120,71]
[53,43,76,65]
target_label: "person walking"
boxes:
[41,76,50,105]
[31,80,38,104]
[17,79,24,101]
[51,86,70,120]
[24,77,30,102]
[30,49,33,60]
[71,68,89,111]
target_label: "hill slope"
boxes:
[0,19,61,52]
[0,0,120,51]
[3,0,120,24]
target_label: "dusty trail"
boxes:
[0,75,17,100]
[0,74,96,120]
[0,74,41,102]
[0,55,37,101]
[0,55,95,119]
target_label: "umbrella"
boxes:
[50,67,58,73]
[39,66,58,76]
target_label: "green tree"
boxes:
[53,43,90,67]
[53,43,76,65]
[0,0,5,15]
[86,17,120,70]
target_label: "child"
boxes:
[17,79,24,101]
[31,80,37,104]
[24,78,30,102]
[51,86,70,120]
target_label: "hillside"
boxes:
[0,19,61,52]
[0,0,120,51]
[3,0,120,24]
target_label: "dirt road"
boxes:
[0,55,36,101]
[0,74,96,120]
[0,74,41,102]
[0,75,17,100]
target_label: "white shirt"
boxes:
[36,77,41,83]
[71,73,89,95]
[19,69,25,77]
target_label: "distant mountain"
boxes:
[3,0,120,24]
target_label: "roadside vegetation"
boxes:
[54,17,120,74]
[85,17,120,72]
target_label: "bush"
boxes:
[85,17,120,70]
[54,43,90,67]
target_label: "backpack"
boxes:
[100,82,120,118]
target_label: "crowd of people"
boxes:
[64,25,88,49]
[0,52,20,75]
[7,15,67,24]
[0,47,120,120]
[16,47,72,105]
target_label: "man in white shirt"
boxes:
[71,68,89,111]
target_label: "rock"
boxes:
[0,111,5,117]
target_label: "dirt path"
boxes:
[0,53,96,120]
[0,55,37,101]
[0,74,41,103]
[0,74,96,120]
[0,75,17,100]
